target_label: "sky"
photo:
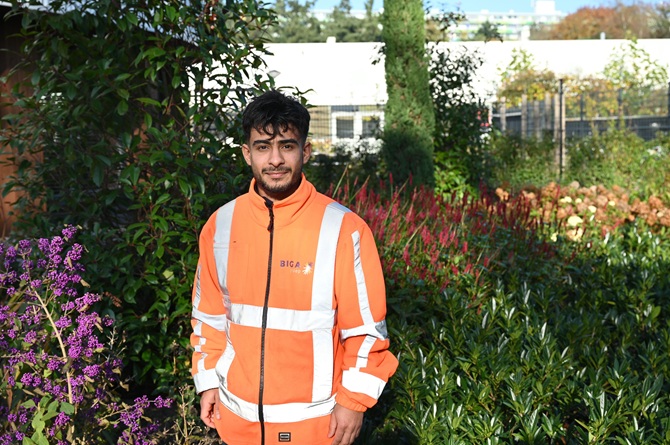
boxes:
[306,0,665,14]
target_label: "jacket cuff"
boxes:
[193,369,219,394]
[335,392,368,412]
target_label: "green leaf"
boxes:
[47,399,59,413]
[144,112,153,129]
[41,410,58,421]
[166,5,177,22]
[116,100,129,116]
[155,194,171,205]
[31,417,45,432]
[153,9,163,25]
[92,163,104,187]
[143,47,166,60]
[171,73,182,89]
[127,12,138,26]
[60,402,75,415]
[66,83,77,100]
[137,97,161,107]
[154,216,169,232]
[178,178,191,197]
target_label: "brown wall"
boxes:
[1,6,35,236]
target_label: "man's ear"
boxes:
[242,144,252,166]
[302,141,312,164]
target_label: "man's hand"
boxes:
[328,404,364,445]
[199,388,221,428]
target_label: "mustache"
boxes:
[262,167,291,173]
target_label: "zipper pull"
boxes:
[264,198,274,232]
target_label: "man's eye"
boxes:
[282,145,294,150]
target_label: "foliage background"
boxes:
[2,0,670,443]
[1,0,275,391]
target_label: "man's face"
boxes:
[242,126,312,202]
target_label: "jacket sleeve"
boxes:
[190,212,227,394]
[334,216,399,412]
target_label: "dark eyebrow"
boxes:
[252,138,300,146]
[278,138,300,145]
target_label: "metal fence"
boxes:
[307,104,385,152]
[491,82,670,141]
[306,84,670,154]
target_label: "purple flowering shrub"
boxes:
[0,227,171,444]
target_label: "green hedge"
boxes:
[485,129,670,201]
[336,183,670,444]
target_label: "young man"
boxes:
[190,90,398,445]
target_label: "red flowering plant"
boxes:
[0,226,171,444]
[333,179,563,316]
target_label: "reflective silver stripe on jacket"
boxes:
[339,229,390,400]
[192,200,237,376]
[219,388,337,424]
[227,304,335,332]
[311,202,349,401]
[214,200,237,304]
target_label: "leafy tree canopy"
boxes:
[269,0,324,42]
[271,1,670,42]
[651,2,670,38]
[497,48,558,106]
[268,0,381,42]
[532,1,665,40]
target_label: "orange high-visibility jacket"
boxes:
[191,176,398,445]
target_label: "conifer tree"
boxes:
[381,0,435,187]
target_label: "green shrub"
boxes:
[484,131,558,191]
[485,129,670,202]
[0,228,173,443]
[1,0,275,392]
[336,182,670,443]
[566,129,670,200]
[429,42,490,197]
[303,139,382,194]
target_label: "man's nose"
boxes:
[268,146,285,166]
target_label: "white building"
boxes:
[450,1,565,41]
[264,38,670,144]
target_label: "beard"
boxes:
[253,166,303,201]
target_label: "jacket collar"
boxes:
[247,173,316,228]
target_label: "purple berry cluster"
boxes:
[0,226,172,444]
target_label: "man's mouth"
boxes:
[264,169,290,178]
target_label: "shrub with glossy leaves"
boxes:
[336,183,670,444]
[2,0,276,390]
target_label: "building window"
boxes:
[362,116,381,138]
[336,117,354,139]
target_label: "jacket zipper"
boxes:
[259,198,275,445]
